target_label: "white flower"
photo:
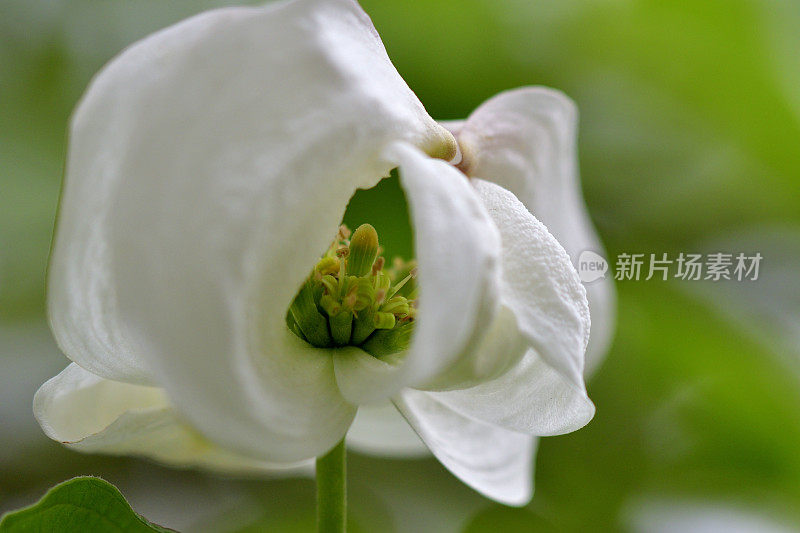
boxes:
[34,0,614,505]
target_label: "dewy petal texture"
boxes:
[424,179,594,436]
[473,179,590,395]
[35,364,310,473]
[456,87,616,374]
[49,0,455,462]
[395,389,536,506]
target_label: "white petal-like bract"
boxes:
[457,87,616,374]
[396,389,536,506]
[35,364,311,473]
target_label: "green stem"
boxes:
[316,438,346,533]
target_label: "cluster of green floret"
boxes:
[286,224,417,357]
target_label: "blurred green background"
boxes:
[2,0,800,531]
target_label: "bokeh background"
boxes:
[2,0,800,531]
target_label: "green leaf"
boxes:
[0,477,173,533]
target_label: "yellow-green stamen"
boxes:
[286,224,417,358]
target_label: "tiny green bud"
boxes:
[347,224,379,277]
[315,256,339,276]
[381,296,410,317]
[374,312,396,330]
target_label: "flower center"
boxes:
[286,223,416,357]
